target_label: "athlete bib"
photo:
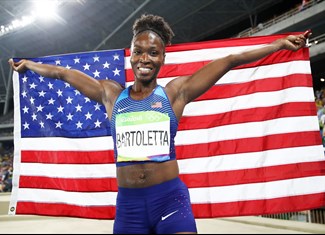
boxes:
[115,110,170,162]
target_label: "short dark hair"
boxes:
[132,14,175,46]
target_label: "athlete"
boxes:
[9,14,310,234]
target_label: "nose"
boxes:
[139,53,149,63]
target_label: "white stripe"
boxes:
[10,71,22,214]
[20,163,116,178]
[189,176,325,203]
[179,145,325,174]
[21,116,319,150]
[175,116,320,145]
[218,60,311,85]
[15,176,325,206]
[16,188,117,206]
[21,136,113,151]
[183,87,314,116]
[18,145,324,178]
[125,61,311,87]
[125,44,268,69]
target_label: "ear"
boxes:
[162,52,166,65]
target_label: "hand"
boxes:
[279,29,311,51]
[8,59,28,73]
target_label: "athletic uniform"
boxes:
[110,85,197,234]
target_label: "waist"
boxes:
[116,160,179,188]
[118,177,183,197]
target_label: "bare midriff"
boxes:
[116,160,179,188]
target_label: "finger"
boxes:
[303,29,312,38]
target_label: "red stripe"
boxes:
[124,33,300,56]
[181,161,325,188]
[179,102,317,131]
[21,150,115,164]
[19,176,118,192]
[194,74,312,101]
[176,131,322,160]
[15,202,116,219]
[192,193,325,218]
[15,192,324,220]
[126,48,309,82]
[18,161,324,191]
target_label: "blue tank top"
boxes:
[110,85,178,167]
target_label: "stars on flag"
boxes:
[18,49,125,138]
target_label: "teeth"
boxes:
[139,67,151,71]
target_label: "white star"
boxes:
[22,75,28,83]
[48,82,54,89]
[67,113,73,121]
[29,97,35,104]
[39,121,45,128]
[36,105,44,112]
[76,121,83,129]
[94,119,102,128]
[38,90,46,97]
[66,96,73,104]
[74,90,81,95]
[55,60,61,65]
[29,83,37,89]
[85,112,92,120]
[65,64,71,69]
[55,121,63,128]
[103,61,110,68]
[94,103,101,110]
[93,55,100,62]
[57,89,63,97]
[64,82,71,88]
[74,57,80,64]
[113,53,120,60]
[113,68,121,76]
[93,70,100,78]
[22,106,29,113]
[46,113,53,120]
[38,76,45,82]
[83,63,90,70]
[23,122,29,130]
[31,113,37,121]
[21,91,27,98]
[84,97,91,103]
[75,104,82,112]
[57,105,64,113]
[48,98,55,105]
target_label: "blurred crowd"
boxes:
[0,144,13,192]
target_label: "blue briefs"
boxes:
[113,177,197,234]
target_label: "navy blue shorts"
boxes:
[113,177,197,234]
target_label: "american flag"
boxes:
[10,33,325,219]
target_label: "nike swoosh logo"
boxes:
[117,106,129,112]
[161,210,178,221]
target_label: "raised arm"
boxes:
[168,32,310,112]
[8,59,123,107]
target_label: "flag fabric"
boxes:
[10,33,325,219]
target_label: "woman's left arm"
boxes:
[176,32,309,105]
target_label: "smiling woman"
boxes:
[7,11,311,234]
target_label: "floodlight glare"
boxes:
[33,0,59,20]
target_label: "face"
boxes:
[130,31,165,84]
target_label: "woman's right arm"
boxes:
[8,59,119,104]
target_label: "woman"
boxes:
[9,14,309,234]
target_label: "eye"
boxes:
[150,51,158,56]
